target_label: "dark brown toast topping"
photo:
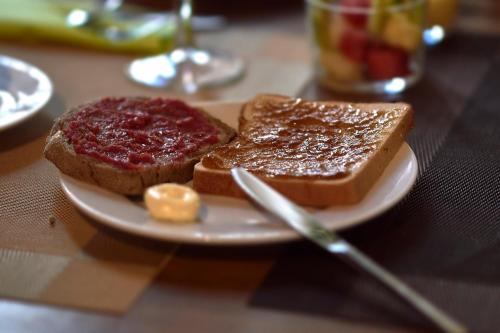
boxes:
[63,97,221,170]
[201,96,408,179]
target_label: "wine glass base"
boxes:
[127,48,245,93]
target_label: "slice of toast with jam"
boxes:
[44,97,235,195]
[193,94,413,207]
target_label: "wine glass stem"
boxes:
[176,0,195,48]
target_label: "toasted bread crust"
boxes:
[193,94,413,207]
[44,97,235,195]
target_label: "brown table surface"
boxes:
[1,1,500,333]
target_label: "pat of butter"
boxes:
[144,184,200,223]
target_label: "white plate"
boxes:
[0,55,53,131]
[60,101,418,245]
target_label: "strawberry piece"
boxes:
[339,29,370,63]
[367,44,410,80]
[340,0,371,28]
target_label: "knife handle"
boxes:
[328,239,467,333]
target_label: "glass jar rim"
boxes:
[306,0,425,14]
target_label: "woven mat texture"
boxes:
[0,29,309,312]
[252,33,500,333]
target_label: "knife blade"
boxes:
[231,168,466,333]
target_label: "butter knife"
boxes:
[231,168,466,333]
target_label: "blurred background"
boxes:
[0,0,499,53]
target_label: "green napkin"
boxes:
[0,0,175,54]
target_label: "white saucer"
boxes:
[0,55,53,131]
[60,101,418,245]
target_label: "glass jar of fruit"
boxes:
[307,0,426,94]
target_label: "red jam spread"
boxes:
[202,97,405,179]
[63,97,220,170]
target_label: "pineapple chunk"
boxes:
[319,51,364,82]
[327,14,349,50]
[368,0,392,36]
[382,13,422,52]
[311,6,330,50]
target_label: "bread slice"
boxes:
[44,97,235,195]
[193,94,413,207]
